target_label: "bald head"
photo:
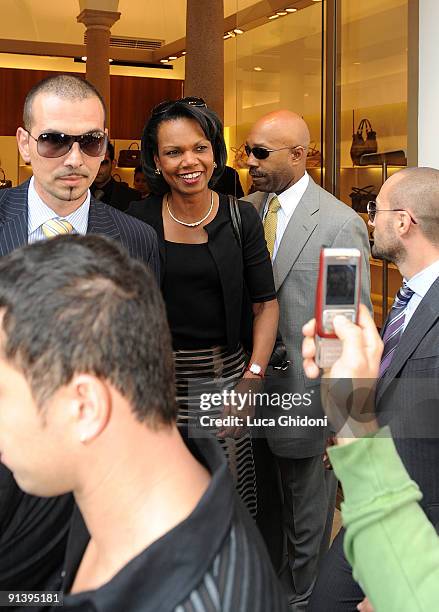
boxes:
[246,110,311,194]
[250,111,311,150]
[383,167,439,246]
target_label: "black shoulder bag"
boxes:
[228,196,289,371]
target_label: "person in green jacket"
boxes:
[301,304,439,612]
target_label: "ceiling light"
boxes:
[268,14,280,20]
[234,28,244,34]
[168,56,177,60]
[181,51,186,55]
[223,32,233,39]
[81,56,87,61]
[160,58,169,63]
[276,11,288,16]
[285,7,297,12]
[254,66,263,71]
[108,58,113,63]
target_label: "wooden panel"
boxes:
[110,75,183,139]
[0,67,183,139]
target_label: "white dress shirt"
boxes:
[403,258,439,331]
[262,171,310,260]
[27,176,91,244]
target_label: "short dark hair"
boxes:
[107,141,115,161]
[0,235,176,427]
[23,74,107,131]
[141,100,227,195]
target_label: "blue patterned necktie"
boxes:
[379,282,415,377]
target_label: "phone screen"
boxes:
[326,264,356,305]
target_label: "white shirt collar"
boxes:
[406,258,439,299]
[264,171,309,218]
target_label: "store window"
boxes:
[224,1,323,194]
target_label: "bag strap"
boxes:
[0,167,5,182]
[228,194,243,249]
[128,142,140,150]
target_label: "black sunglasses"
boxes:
[367,200,418,224]
[244,144,301,160]
[152,96,207,116]
[26,130,108,159]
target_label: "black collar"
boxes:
[61,431,234,612]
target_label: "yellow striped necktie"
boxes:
[264,196,281,258]
[41,218,74,239]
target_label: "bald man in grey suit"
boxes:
[241,110,372,611]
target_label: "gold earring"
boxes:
[213,162,217,169]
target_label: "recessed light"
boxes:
[276,11,288,16]
[160,59,169,63]
[181,51,186,55]
[108,58,113,63]
[234,28,244,34]
[268,14,280,20]
[168,56,177,60]
[223,32,232,39]
[81,56,87,61]
[254,66,263,71]
[285,7,297,12]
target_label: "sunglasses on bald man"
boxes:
[244,144,303,160]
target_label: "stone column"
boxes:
[77,8,121,125]
[185,0,224,122]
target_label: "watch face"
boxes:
[250,363,262,375]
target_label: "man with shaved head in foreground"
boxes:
[242,110,372,610]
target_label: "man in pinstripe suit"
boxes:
[0,74,159,274]
[0,74,159,599]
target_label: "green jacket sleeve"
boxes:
[328,427,439,612]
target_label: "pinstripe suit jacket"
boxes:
[0,180,160,280]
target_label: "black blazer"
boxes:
[0,180,160,280]
[377,276,439,529]
[127,193,276,351]
[0,180,159,595]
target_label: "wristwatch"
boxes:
[246,362,264,378]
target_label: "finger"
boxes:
[302,317,316,337]
[333,315,366,366]
[357,304,383,360]
[302,335,317,359]
[303,357,320,379]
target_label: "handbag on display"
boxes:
[117,143,141,168]
[0,167,12,189]
[350,118,378,165]
[228,196,289,371]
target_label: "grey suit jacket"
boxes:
[242,177,372,457]
[376,277,439,529]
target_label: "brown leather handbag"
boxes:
[350,119,378,165]
[0,168,12,189]
[117,143,141,168]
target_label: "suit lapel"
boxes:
[376,278,439,404]
[87,197,121,240]
[0,182,29,256]
[273,179,319,291]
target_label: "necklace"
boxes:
[166,191,214,227]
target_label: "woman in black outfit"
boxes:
[128,98,278,515]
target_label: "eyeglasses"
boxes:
[26,130,108,158]
[152,96,207,116]
[367,200,418,224]
[244,144,301,160]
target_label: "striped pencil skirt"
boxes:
[174,344,257,518]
